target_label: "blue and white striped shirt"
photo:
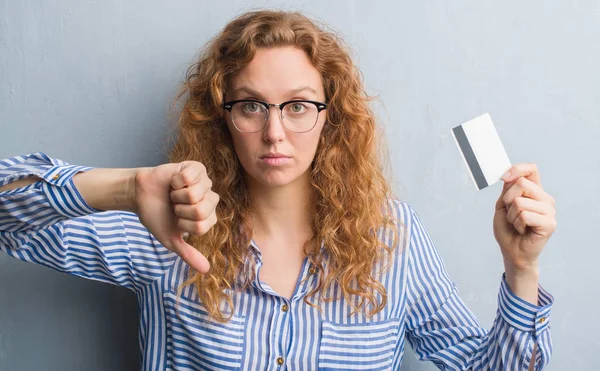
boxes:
[0,152,553,370]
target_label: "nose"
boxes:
[262,106,286,143]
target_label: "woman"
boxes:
[0,10,555,371]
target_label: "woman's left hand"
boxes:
[493,164,557,273]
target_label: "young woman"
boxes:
[0,10,555,371]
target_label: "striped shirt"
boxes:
[0,152,553,370]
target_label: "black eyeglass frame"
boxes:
[222,99,328,133]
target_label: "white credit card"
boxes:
[451,113,512,190]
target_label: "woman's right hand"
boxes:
[133,161,218,273]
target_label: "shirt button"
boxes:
[538,317,546,323]
[52,174,60,180]
[281,304,289,312]
[308,267,316,275]
[276,357,284,366]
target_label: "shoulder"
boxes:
[381,198,423,251]
[385,198,420,228]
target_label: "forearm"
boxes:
[72,168,141,212]
[0,154,174,290]
[1,168,141,213]
[504,265,543,370]
[529,346,537,371]
[504,264,539,305]
[0,177,39,191]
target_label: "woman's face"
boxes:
[225,46,327,189]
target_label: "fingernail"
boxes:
[502,171,511,181]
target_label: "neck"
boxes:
[247,172,315,242]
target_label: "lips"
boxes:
[260,153,290,159]
[260,153,291,166]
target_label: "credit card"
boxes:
[451,113,512,190]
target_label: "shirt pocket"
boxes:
[163,291,246,371]
[318,317,401,371]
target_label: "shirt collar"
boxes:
[246,238,326,296]
[248,238,263,266]
[247,238,326,263]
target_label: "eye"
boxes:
[288,103,307,114]
[242,102,262,114]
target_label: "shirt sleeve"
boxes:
[401,202,553,370]
[0,152,178,292]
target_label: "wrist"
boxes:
[126,168,140,213]
[130,166,153,214]
[504,261,540,305]
[503,258,539,278]
[99,168,140,213]
[73,168,140,213]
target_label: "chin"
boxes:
[250,167,308,189]
[259,174,299,188]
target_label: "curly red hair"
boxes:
[170,10,400,322]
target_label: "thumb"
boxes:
[495,179,513,211]
[170,235,211,273]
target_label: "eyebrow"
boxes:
[230,86,319,100]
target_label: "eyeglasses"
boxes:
[222,99,327,133]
